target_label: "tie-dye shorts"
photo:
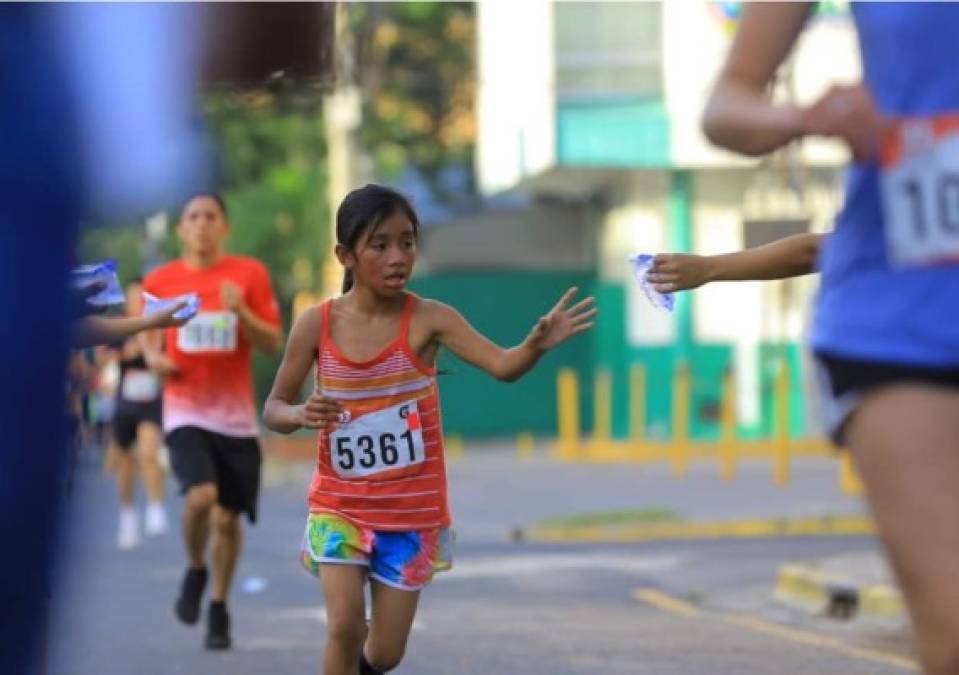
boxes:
[300,512,453,591]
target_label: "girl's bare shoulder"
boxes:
[291,304,323,343]
[410,296,458,326]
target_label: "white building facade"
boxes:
[473,0,860,440]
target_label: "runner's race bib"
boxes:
[880,113,959,267]
[177,311,238,353]
[121,369,159,402]
[329,401,426,478]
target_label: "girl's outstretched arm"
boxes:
[263,306,343,433]
[649,233,823,293]
[427,287,596,382]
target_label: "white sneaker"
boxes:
[117,508,140,550]
[144,503,169,536]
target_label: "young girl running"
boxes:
[264,184,595,675]
[110,278,170,550]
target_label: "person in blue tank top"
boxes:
[703,4,959,673]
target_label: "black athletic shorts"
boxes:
[112,400,162,449]
[815,352,959,445]
[166,426,262,523]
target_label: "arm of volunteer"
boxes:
[428,288,596,383]
[72,302,189,347]
[702,3,813,155]
[264,307,342,433]
[222,280,281,353]
[649,233,823,293]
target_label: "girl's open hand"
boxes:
[528,287,596,351]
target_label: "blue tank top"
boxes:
[812,3,959,366]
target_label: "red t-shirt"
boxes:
[143,256,280,437]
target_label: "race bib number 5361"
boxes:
[881,114,959,267]
[329,401,426,478]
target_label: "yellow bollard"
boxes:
[556,368,581,459]
[672,362,690,478]
[839,453,864,496]
[774,357,791,487]
[517,432,535,460]
[594,368,612,444]
[629,364,646,442]
[720,368,737,483]
[446,434,464,461]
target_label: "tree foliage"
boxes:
[350,2,476,201]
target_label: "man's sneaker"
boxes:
[144,503,169,536]
[117,508,140,551]
[175,567,208,625]
[205,601,231,650]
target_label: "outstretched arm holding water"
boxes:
[649,233,823,293]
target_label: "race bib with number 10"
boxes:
[329,401,426,478]
[880,114,959,268]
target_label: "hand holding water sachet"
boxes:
[628,254,675,312]
[70,259,125,308]
[143,291,201,322]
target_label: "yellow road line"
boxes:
[632,588,703,618]
[723,613,918,672]
[527,516,876,544]
[632,586,918,672]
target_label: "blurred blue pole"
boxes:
[0,7,80,673]
[0,4,207,672]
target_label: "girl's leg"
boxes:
[847,384,959,675]
[115,449,136,508]
[364,580,420,672]
[102,440,120,475]
[114,447,138,549]
[136,421,168,535]
[136,421,166,504]
[320,564,368,675]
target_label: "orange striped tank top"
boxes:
[308,293,450,531]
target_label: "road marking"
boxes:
[633,587,918,672]
[525,516,876,544]
[448,553,682,579]
[723,614,917,671]
[632,588,703,617]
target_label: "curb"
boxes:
[775,563,905,619]
[516,515,876,544]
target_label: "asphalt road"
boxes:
[47,449,914,674]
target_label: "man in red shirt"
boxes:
[142,193,280,650]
